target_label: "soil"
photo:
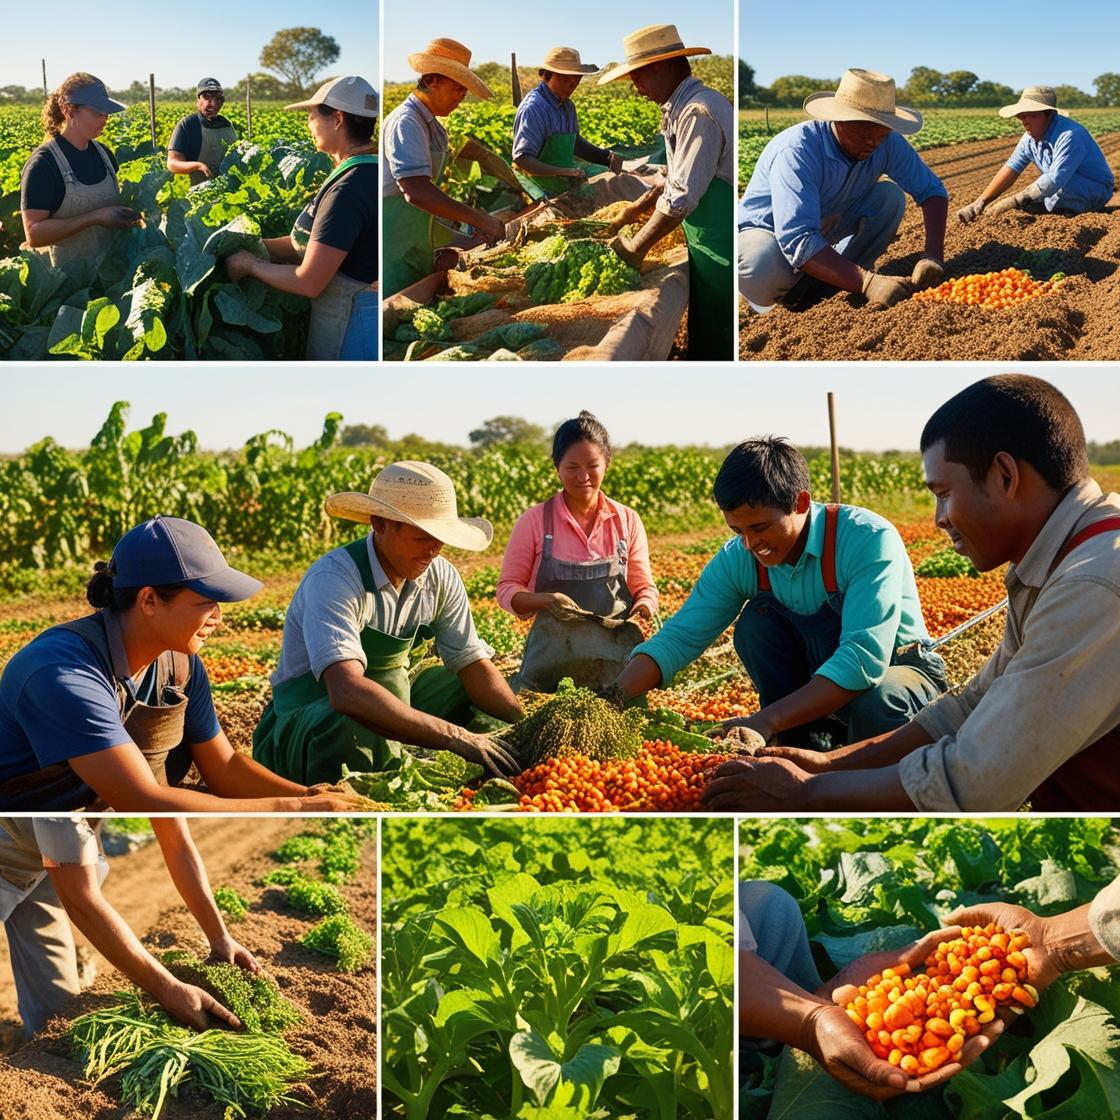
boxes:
[0,818,377,1119]
[739,132,1120,360]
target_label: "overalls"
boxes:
[36,138,120,270]
[190,117,238,185]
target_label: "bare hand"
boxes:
[225,250,257,281]
[944,901,1057,990]
[627,602,653,622]
[193,162,213,179]
[702,755,811,810]
[608,151,624,175]
[452,732,522,777]
[475,213,506,245]
[608,233,645,270]
[161,979,242,1031]
[99,206,141,229]
[206,936,262,975]
[706,717,768,753]
[299,792,361,812]
[754,744,835,773]
[910,257,944,290]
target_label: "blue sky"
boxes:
[742,0,1120,94]
[1,3,376,91]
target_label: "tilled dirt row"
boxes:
[740,131,1120,361]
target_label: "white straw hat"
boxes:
[408,39,493,101]
[999,86,1067,118]
[598,24,711,85]
[803,69,923,135]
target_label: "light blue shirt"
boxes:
[737,119,947,269]
[512,83,610,165]
[634,502,931,692]
[381,93,449,199]
[1006,115,1114,209]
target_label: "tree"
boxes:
[738,59,756,107]
[228,72,293,101]
[340,423,390,448]
[941,71,979,99]
[468,416,546,449]
[260,27,340,96]
[1094,73,1120,106]
[900,66,944,105]
[1053,84,1095,108]
[767,75,836,107]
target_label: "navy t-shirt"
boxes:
[168,112,236,160]
[20,136,119,214]
[303,160,377,283]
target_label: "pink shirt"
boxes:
[497,492,659,618]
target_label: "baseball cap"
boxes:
[69,78,126,114]
[197,78,224,95]
[285,76,378,117]
[110,516,262,602]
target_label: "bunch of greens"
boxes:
[285,875,348,917]
[302,914,374,973]
[523,239,639,304]
[916,547,979,578]
[212,885,250,922]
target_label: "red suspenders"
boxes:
[756,503,840,594]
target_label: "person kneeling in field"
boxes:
[957,87,1115,222]
[738,69,948,312]
[252,462,525,785]
[705,375,1120,813]
[604,437,948,747]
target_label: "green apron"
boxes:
[251,538,472,785]
[514,130,578,202]
[383,137,453,297]
[191,120,238,185]
[682,175,734,361]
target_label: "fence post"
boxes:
[41,60,48,98]
[828,392,841,503]
[246,75,253,141]
[148,74,157,153]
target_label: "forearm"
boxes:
[399,176,493,230]
[815,718,934,770]
[167,155,204,175]
[509,591,555,614]
[628,209,684,259]
[262,235,301,262]
[22,212,102,248]
[919,195,948,261]
[458,659,524,723]
[1045,903,1117,975]
[756,675,862,740]
[804,764,915,810]
[802,245,863,293]
[238,255,329,298]
[981,166,1020,202]
[195,745,309,799]
[614,652,663,697]
[513,153,575,177]
[573,136,611,166]
[150,818,227,946]
[740,950,825,1044]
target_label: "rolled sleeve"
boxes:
[431,569,495,674]
[769,147,830,269]
[1089,877,1120,962]
[299,563,368,679]
[33,817,101,867]
[1007,134,1033,175]
[657,106,722,219]
[496,510,540,616]
[384,108,436,182]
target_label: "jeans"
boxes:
[339,289,379,360]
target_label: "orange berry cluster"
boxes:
[912,267,1064,309]
[649,678,760,722]
[841,924,1037,1078]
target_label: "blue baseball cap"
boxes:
[69,78,126,114]
[110,517,262,602]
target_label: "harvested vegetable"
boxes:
[161,951,301,1033]
[912,267,1065,308]
[302,914,373,973]
[524,239,639,304]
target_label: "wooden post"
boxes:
[511,53,522,107]
[245,75,253,141]
[41,59,48,98]
[148,73,157,152]
[827,392,841,503]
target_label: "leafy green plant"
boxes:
[302,914,373,973]
[917,548,979,578]
[286,875,348,917]
[213,885,250,922]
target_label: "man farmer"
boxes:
[253,462,525,785]
[512,47,624,201]
[957,86,1115,222]
[598,24,735,361]
[738,69,949,312]
[167,79,238,184]
[604,437,948,748]
[381,39,507,296]
[704,376,1120,813]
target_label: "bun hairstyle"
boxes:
[86,560,183,611]
[42,72,100,139]
[551,410,612,467]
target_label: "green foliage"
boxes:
[524,239,640,304]
[302,913,374,972]
[286,874,348,917]
[213,885,250,922]
[916,548,978,578]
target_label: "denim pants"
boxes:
[339,289,379,360]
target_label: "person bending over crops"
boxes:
[0,816,259,1038]
[19,73,141,271]
[0,517,355,814]
[511,47,624,201]
[381,39,507,297]
[599,24,735,361]
[957,87,1115,223]
[166,78,238,185]
[497,411,657,693]
[253,462,525,785]
[706,376,1120,813]
[737,69,948,313]
[606,437,948,748]
[225,77,378,361]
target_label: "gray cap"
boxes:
[197,78,224,94]
[69,78,126,114]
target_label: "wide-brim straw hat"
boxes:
[999,86,1067,118]
[325,461,493,551]
[803,69,923,135]
[539,47,599,76]
[598,24,711,84]
[408,38,493,101]
[286,76,379,117]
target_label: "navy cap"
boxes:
[197,78,224,94]
[69,78,126,114]
[110,517,262,602]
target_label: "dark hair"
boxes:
[552,411,611,467]
[713,437,810,513]
[920,375,1088,491]
[315,103,376,143]
[86,561,185,611]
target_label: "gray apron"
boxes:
[36,137,120,269]
[191,119,238,185]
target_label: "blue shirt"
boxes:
[737,120,947,269]
[1006,115,1114,206]
[0,626,220,782]
[512,83,610,166]
[381,93,449,198]
[634,502,931,691]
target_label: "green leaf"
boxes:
[509,1027,620,1108]
[767,1046,887,1120]
[433,907,502,964]
[608,902,677,957]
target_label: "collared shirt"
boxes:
[1006,115,1115,204]
[655,76,735,220]
[381,93,449,199]
[512,83,611,166]
[902,480,1120,811]
[167,111,236,160]
[497,492,658,617]
[634,502,930,691]
[737,120,948,270]
[1089,876,1120,963]
[0,817,102,903]
[272,533,494,685]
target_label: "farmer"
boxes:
[19,73,140,270]
[225,77,378,360]
[705,376,1120,813]
[737,69,949,312]
[252,462,525,785]
[497,411,657,693]
[957,87,1115,222]
[605,437,947,747]
[166,78,238,185]
[0,816,259,1038]
[599,24,735,361]
[381,39,506,296]
[0,516,354,814]
[512,47,624,201]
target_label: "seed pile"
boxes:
[912,267,1065,308]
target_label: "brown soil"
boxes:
[740,132,1120,360]
[0,818,377,1119]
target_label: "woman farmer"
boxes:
[497,412,657,692]
[0,516,353,813]
[512,47,624,201]
[225,76,378,361]
[19,73,140,271]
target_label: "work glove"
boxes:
[548,593,588,623]
[910,257,944,290]
[608,151,624,175]
[986,182,1045,217]
[956,196,987,223]
[858,268,914,308]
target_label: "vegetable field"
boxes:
[738,817,1120,1119]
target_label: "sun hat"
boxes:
[286,76,379,117]
[408,39,493,101]
[110,516,262,601]
[999,86,1067,118]
[539,47,599,76]
[326,462,493,551]
[598,24,710,85]
[803,69,923,135]
[197,78,224,95]
[67,78,126,114]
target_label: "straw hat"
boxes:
[408,39,493,101]
[598,24,711,84]
[803,69,923,135]
[325,462,493,551]
[539,47,599,76]
[999,86,1067,118]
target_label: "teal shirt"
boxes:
[635,502,931,691]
